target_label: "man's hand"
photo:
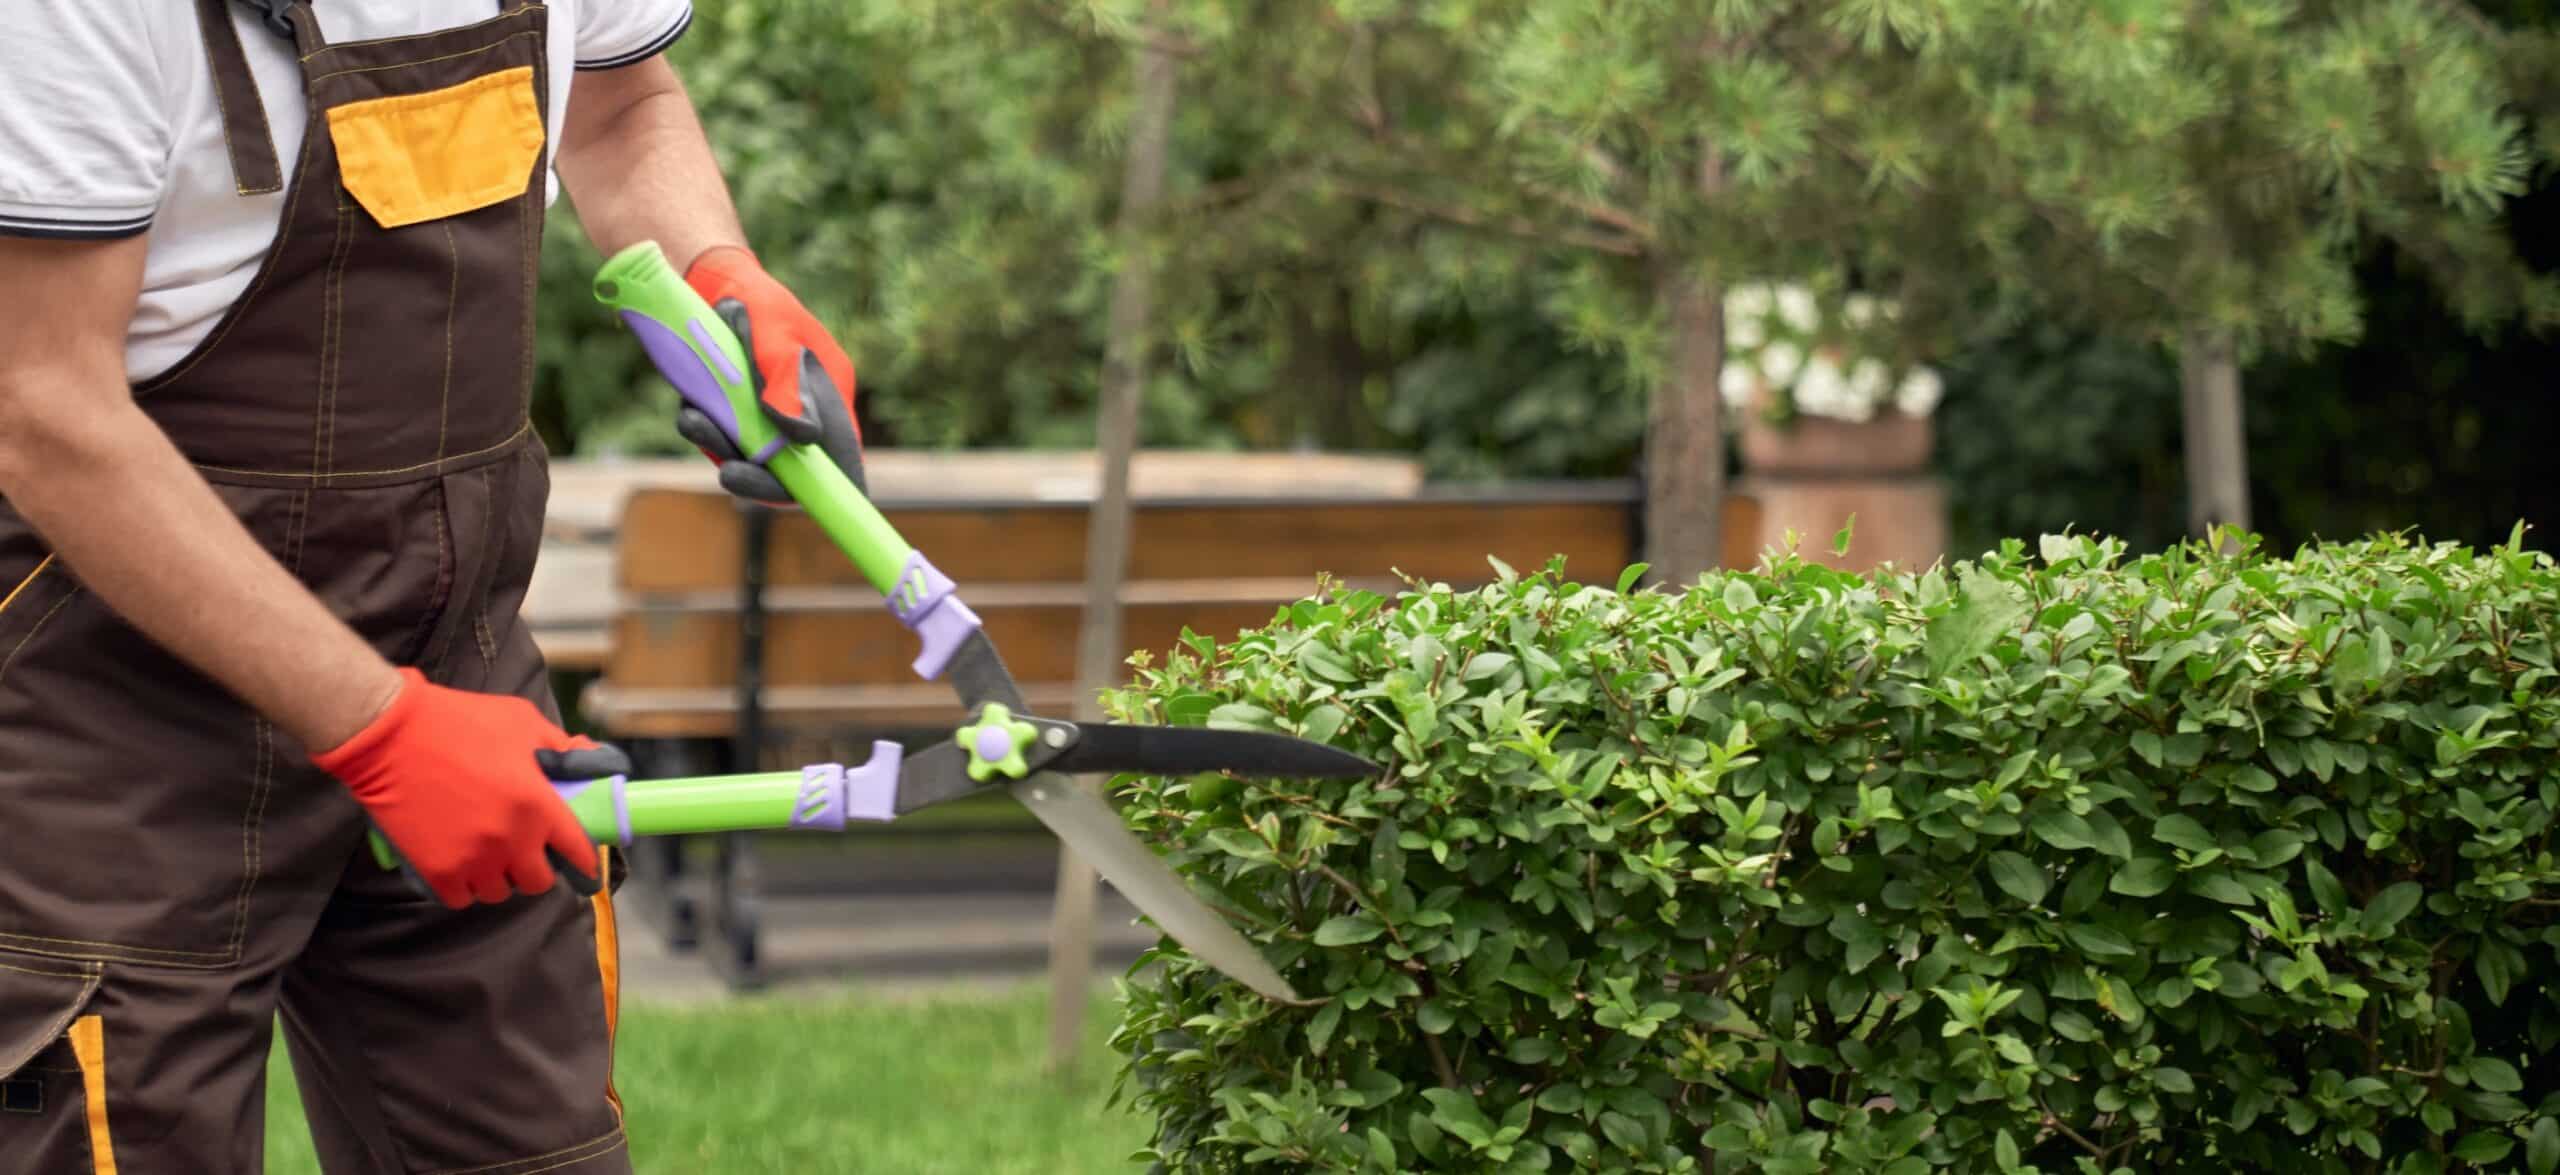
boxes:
[677,246,865,498]
[313,668,617,907]
[555,55,865,500]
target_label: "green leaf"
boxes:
[2304,857,2350,916]
[2066,924,2137,958]
[1833,515,1857,557]
[2455,1132,2515,1164]
[1989,852,2050,905]
[1507,1037,1560,1064]
[1926,569,2030,678]
[2153,814,2218,854]
[1996,1129,2021,1172]
[2364,882,2425,936]
[2467,1056,2524,1093]
[1616,563,1650,595]
[2527,1116,2558,1175]
[1308,1000,1345,1055]
[2110,858,2176,897]
[1315,914,1386,945]
[2152,1067,2195,1094]
[2032,810,2098,852]
[2190,869,2256,907]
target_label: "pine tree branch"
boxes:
[1332,180,1646,256]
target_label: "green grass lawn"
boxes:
[264,986,1149,1174]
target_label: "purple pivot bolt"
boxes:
[974,727,1016,765]
[885,552,982,680]
[787,742,904,831]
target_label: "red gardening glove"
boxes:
[311,668,616,909]
[674,245,866,500]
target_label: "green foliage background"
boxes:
[529,0,2560,557]
[1103,536,2560,1172]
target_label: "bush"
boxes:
[1104,530,2560,1173]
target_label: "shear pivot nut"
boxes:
[959,704,1040,781]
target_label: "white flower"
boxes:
[1725,283,1773,322]
[1757,341,1805,387]
[1846,357,1893,405]
[1843,294,1882,328]
[1775,285,1818,334]
[1719,360,1758,408]
[1895,367,1945,417]
[1793,356,1875,422]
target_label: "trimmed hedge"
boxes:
[1103,530,2560,1173]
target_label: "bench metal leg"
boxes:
[699,502,774,992]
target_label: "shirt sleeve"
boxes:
[575,0,695,71]
[0,0,168,239]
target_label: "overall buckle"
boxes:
[237,0,295,40]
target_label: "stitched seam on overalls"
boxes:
[295,7,542,65]
[427,1126,624,1175]
[6,967,101,1091]
[0,590,81,690]
[439,220,457,464]
[190,424,535,481]
[305,31,541,79]
[394,491,452,668]
[0,937,228,966]
[323,188,351,480]
[0,958,101,982]
[472,474,499,665]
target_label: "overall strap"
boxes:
[196,0,284,195]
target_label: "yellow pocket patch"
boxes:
[326,66,545,230]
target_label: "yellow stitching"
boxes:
[0,555,55,617]
[427,1127,623,1175]
[0,589,80,689]
[227,716,270,959]
[306,31,541,80]
[322,186,351,479]
[0,959,99,981]
[296,8,543,64]
[0,933,231,966]
[439,219,456,462]
[190,423,532,481]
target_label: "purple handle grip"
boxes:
[622,310,746,446]
[790,742,903,831]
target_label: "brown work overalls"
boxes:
[0,2,629,1171]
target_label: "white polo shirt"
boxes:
[0,0,694,383]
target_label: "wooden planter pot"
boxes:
[1733,407,1948,574]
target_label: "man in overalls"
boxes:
[0,1,861,1170]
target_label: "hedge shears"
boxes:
[365,240,1375,1004]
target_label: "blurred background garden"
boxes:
[279,0,2560,1170]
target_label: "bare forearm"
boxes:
[0,391,399,752]
[556,57,747,272]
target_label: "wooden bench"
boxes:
[580,476,1759,986]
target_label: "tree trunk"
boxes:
[2178,330,2251,544]
[1645,256,1728,587]
[1048,0,1182,1077]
